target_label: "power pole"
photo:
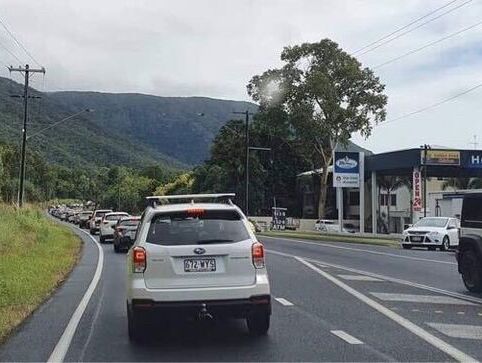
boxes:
[469,135,478,150]
[421,144,430,218]
[233,110,253,215]
[9,64,46,207]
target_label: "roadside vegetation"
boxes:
[0,205,81,342]
[259,230,398,247]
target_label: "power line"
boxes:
[353,0,461,54]
[358,0,473,56]
[0,39,23,64]
[379,81,482,126]
[373,19,482,69]
[0,15,41,67]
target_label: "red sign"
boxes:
[413,170,422,212]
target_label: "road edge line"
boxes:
[47,228,104,363]
[295,256,476,362]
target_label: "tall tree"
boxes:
[248,39,387,218]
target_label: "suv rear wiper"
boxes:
[197,239,234,244]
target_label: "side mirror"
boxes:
[447,225,456,230]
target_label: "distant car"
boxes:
[113,216,141,253]
[126,194,271,341]
[401,217,459,251]
[78,211,93,229]
[89,209,113,235]
[99,212,130,243]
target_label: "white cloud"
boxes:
[0,0,481,152]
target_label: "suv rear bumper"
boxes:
[127,273,270,302]
[129,295,271,319]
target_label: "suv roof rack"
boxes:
[146,193,236,208]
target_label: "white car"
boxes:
[401,217,460,251]
[314,219,348,233]
[99,212,130,243]
[89,209,113,235]
[126,194,271,341]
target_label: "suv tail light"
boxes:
[252,242,265,269]
[132,247,146,273]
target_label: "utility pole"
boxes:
[421,144,430,218]
[233,110,253,215]
[9,64,46,207]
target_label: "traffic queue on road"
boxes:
[49,205,140,253]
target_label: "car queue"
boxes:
[49,205,140,253]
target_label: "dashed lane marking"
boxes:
[337,274,383,282]
[330,330,364,345]
[457,312,466,315]
[295,256,476,362]
[274,297,294,306]
[435,311,444,314]
[427,323,482,340]
[370,293,475,306]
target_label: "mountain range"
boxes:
[0,77,257,169]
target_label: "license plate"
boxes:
[184,258,216,272]
[411,236,422,242]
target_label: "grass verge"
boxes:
[0,205,81,342]
[259,230,399,247]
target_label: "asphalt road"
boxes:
[2,223,482,362]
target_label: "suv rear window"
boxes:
[146,210,250,246]
[120,219,140,227]
[106,214,126,221]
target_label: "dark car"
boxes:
[113,216,140,253]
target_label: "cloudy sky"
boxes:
[0,0,481,153]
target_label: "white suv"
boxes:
[126,194,271,341]
[99,212,130,243]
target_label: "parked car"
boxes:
[126,194,271,341]
[456,193,482,292]
[99,212,130,243]
[78,211,93,229]
[89,209,113,235]
[401,217,459,251]
[113,216,141,253]
[314,219,348,233]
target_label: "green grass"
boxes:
[0,205,81,342]
[259,230,399,247]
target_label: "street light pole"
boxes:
[233,110,253,215]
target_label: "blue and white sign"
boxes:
[462,151,482,168]
[333,152,360,188]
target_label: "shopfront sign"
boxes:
[413,169,422,212]
[422,150,460,166]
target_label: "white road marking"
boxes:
[266,249,482,305]
[337,274,383,282]
[48,228,104,363]
[435,310,444,314]
[412,309,421,312]
[370,293,475,306]
[457,312,466,315]
[275,297,294,306]
[295,257,476,362]
[330,330,364,345]
[263,235,457,265]
[427,323,482,340]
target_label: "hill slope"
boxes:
[0,77,257,168]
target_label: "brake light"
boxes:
[132,247,146,273]
[187,208,205,217]
[252,242,265,269]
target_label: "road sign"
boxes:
[272,207,287,230]
[333,152,360,188]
